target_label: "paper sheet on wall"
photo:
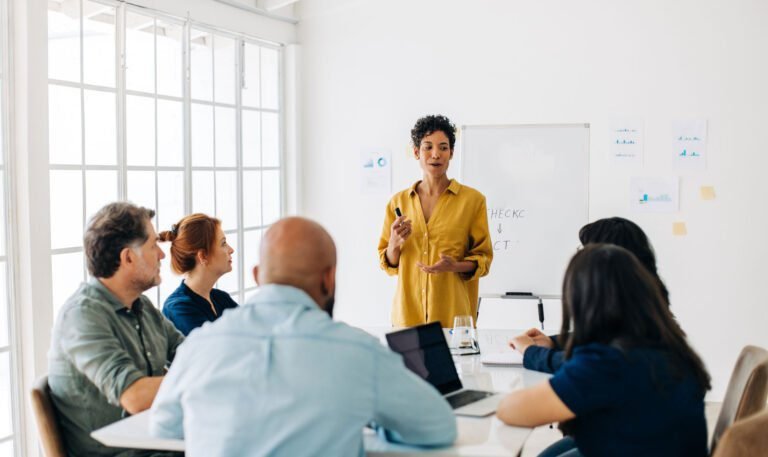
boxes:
[700,186,716,200]
[630,176,679,213]
[359,150,391,194]
[609,119,643,165]
[672,120,707,170]
[672,221,688,236]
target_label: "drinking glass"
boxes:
[451,315,477,352]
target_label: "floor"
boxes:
[520,402,722,456]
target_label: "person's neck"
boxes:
[185,269,218,302]
[97,276,141,309]
[419,174,450,196]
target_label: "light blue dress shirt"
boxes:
[150,284,457,456]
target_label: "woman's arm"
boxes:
[378,202,412,272]
[461,197,493,280]
[496,381,575,427]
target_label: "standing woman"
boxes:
[378,115,493,328]
[158,214,238,336]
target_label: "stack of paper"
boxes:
[480,351,524,366]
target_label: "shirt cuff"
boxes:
[379,251,398,276]
[108,368,146,408]
[461,255,487,281]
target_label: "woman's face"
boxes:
[206,226,234,275]
[415,130,452,179]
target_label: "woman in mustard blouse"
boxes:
[378,115,493,328]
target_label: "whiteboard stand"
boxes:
[478,293,560,330]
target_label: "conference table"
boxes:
[92,328,552,456]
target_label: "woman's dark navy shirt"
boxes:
[549,343,707,457]
[523,335,565,373]
[162,281,239,336]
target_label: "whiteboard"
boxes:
[460,124,590,297]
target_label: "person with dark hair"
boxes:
[497,244,710,457]
[158,213,238,335]
[513,216,672,373]
[378,114,493,327]
[48,202,184,457]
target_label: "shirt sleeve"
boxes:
[462,196,493,282]
[372,346,457,447]
[58,304,146,407]
[162,315,185,363]
[523,346,564,374]
[377,200,399,276]
[149,346,186,439]
[548,345,626,416]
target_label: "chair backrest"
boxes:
[30,375,66,457]
[711,345,768,453]
[711,409,768,457]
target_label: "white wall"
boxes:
[296,0,768,400]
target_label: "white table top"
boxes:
[92,328,550,456]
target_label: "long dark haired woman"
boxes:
[497,244,710,457]
[512,217,673,373]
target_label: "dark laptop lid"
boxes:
[386,322,463,395]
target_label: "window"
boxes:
[47,0,283,312]
[48,0,118,316]
[0,0,16,453]
[124,10,185,305]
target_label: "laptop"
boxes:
[386,322,503,417]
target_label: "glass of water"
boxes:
[451,315,478,354]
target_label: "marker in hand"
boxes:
[395,207,402,218]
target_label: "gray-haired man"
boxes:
[48,202,184,456]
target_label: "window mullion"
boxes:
[235,39,244,303]
[116,3,128,199]
[183,22,192,214]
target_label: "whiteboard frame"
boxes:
[458,122,591,299]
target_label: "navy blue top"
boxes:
[162,281,239,336]
[524,345,565,373]
[549,343,707,457]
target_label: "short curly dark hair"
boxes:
[410,114,457,150]
[84,202,155,278]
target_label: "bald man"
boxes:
[150,217,457,456]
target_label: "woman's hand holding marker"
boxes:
[389,207,412,249]
[385,207,412,267]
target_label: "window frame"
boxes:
[46,0,286,309]
[0,0,22,453]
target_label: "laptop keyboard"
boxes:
[446,390,493,409]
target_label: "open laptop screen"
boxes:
[386,322,463,395]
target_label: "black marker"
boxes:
[395,207,402,217]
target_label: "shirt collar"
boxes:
[89,277,144,313]
[244,284,319,312]
[408,178,461,196]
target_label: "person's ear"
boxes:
[120,247,135,266]
[196,250,208,266]
[449,148,454,159]
[321,266,336,296]
[413,145,420,160]
[252,265,260,286]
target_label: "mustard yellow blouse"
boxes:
[378,179,493,328]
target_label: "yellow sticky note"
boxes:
[672,221,687,236]
[700,186,716,200]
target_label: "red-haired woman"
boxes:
[158,214,238,335]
